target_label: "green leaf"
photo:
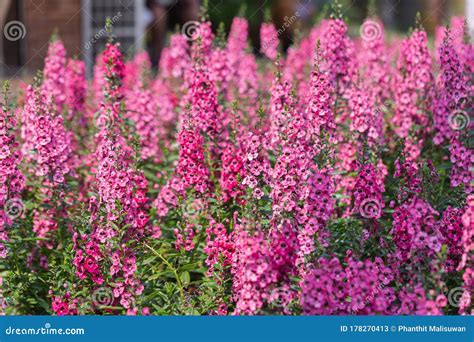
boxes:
[180,271,190,286]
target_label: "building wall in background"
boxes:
[22,0,82,72]
[0,0,471,78]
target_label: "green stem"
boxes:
[144,243,185,302]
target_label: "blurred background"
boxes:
[0,0,471,79]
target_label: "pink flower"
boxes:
[301,256,395,315]
[42,39,67,112]
[319,19,355,93]
[159,33,190,79]
[393,29,433,142]
[260,23,279,60]
[64,58,86,121]
[0,99,25,258]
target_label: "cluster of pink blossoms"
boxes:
[3,12,473,317]
[433,30,470,145]
[93,43,135,220]
[126,87,162,162]
[296,169,334,262]
[352,164,385,220]
[64,59,86,121]
[348,85,383,146]
[231,227,274,314]
[95,137,135,221]
[209,46,232,96]
[284,27,317,101]
[94,44,152,231]
[394,29,433,138]
[227,17,249,76]
[152,79,178,126]
[271,103,314,214]
[233,55,259,118]
[268,74,296,145]
[436,206,465,272]
[123,52,151,90]
[73,231,105,285]
[391,197,441,262]
[153,176,183,218]
[226,18,259,121]
[186,58,220,138]
[231,220,297,315]
[242,132,272,199]
[220,142,245,203]
[397,284,445,315]
[193,21,214,57]
[393,157,422,199]
[69,41,151,315]
[449,140,473,193]
[125,54,164,163]
[319,18,354,93]
[0,100,25,258]
[92,53,105,107]
[305,66,336,146]
[176,126,210,194]
[41,39,67,112]
[204,219,234,277]
[22,85,75,182]
[260,23,279,60]
[357,18,391,102]
[270,143,311,219]
[159,34,190,79]
[21,73,75,249]
[433,30,473,193]
[300,256,395,315]
[174,224,196,251]
[51,291,81,316]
